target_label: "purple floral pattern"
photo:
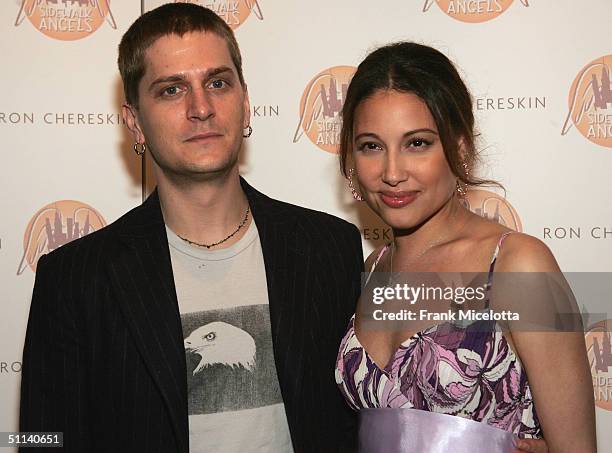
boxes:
[335,315,542,438]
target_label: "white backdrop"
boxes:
[1,0,611,450]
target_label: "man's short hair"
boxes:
[118,3,245,107]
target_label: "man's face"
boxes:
[124,31,250,181]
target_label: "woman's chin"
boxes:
[379,219,423,234]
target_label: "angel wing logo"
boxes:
[15,0,117,41]
[17,200,106,275]
[292,66,355,154]
[184,321,256,374]
[422,0,436,12]
[422,0,528,23]
[461,189,522,232]
[175,0,263,29]
[561,56,612,148]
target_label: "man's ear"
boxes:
[122,103,145,144]
[242,84,251,129]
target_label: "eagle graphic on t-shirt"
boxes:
[184,321,256,375]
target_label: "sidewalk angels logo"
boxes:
[462,189,523,231]
[176,0,263,29]
[586,320,612,410]
[293,66,355,153]
[17,200,106,275]
[15,0,117,41]
[562,55,612,148]
[422,0,529,23]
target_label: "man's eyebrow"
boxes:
[148,75,185,92]
[148,66,236,92]
[206,66,234,79]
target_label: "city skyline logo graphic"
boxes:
[461,189,523,232]
[175,0,263,29]
[293,66,356,153]
[15,0,116,41]
[422,0,529,23]
[585,320,612,410]
[17,200,106,275]
[562,55,612,148]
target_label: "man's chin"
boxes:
[166,160,239,182]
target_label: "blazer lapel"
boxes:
[241,178,310,409]
[108,191,188,453]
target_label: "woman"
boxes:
[334,42,596,452]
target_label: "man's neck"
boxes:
[156,166,250,248]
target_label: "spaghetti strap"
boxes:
[488,231,513,275]
[484,232,513,307]
[364,243,391,287]
[369,243,391,273]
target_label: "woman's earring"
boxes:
[133,142,146,155]
[348,168,364,201]
[456,180,467,197]
[243,125,253,138]
[456,161,469,197]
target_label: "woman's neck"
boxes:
[392,195,472,261]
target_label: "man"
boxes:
[20,4,362,452]
[20,4,549,453]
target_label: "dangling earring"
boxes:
[456,161,469,197]
[456,180,467,197]
[243,125,253,138]
[133,142,146,155]
[348,168,364,201]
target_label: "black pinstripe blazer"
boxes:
[20,178,364,453]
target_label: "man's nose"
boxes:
[187,89,214,121]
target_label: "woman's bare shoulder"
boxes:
[494,232,561,272]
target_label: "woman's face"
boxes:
[352,89,458,230]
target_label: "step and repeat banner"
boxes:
[1,0,611,450]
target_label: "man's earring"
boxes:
[133,142,146,156]
[348,168,364,201]
[243,125,253,138]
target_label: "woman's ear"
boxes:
[457,137,468,163]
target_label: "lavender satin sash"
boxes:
[359,408,518,453]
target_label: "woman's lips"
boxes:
[380,191,418,208]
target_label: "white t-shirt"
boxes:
[166,219,294,453]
